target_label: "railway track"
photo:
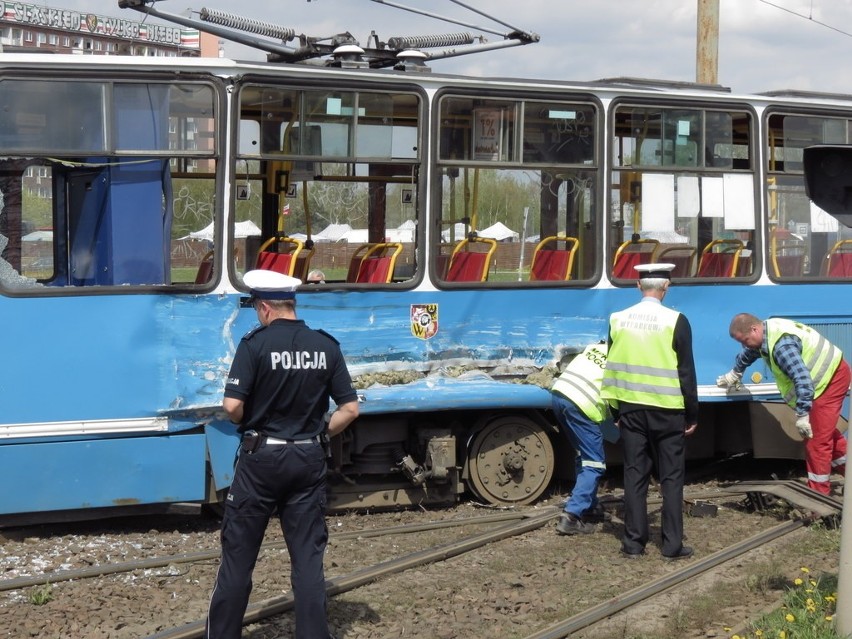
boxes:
[0,480,841,639]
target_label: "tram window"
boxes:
[439,97,517,162]
[0,80,106,152]
[611,105,756,281]
[522,102,596,165]
[436,167,598,284]
[766,112,852,280]
[435,93,600,286]
[236,85,422,286]
[0,78,219,293]
[114,84,215,152]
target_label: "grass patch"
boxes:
[737,571,840,639]
[28,583,53,606]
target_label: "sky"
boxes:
[25,0,852,96]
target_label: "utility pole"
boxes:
[696,0,719,84]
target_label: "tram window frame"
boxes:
[234,82,424,288]
[609,101,758,284]
[434,91,602,288]
[765,109,852,281]
[0,76,222,296]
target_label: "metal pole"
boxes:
[836,481,852,636]
[696,0,719,84]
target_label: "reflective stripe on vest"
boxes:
[601,302,685,410]
[551,344,609,423]
[765,318,842,407]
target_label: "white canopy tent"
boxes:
[478,222,519,242]
[22,230,54,242]
[180,220,262,242]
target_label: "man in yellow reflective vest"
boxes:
[601,263,699,560]
[718,313,849,495]
[551,342,613,535]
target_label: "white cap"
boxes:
[634,262,676,279]
[243,269,302,300]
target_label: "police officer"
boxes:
[717,313,849,495]
[551,342,613,535]
[601,263,698,560]
[205,269,359,639]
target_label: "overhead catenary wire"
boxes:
[758,0,852,39]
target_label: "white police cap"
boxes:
[634,262,676,279]
[243,269,302,300]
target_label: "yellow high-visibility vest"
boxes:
[601,301,685,410]
[765,318,842,408]
[551,343,609,423]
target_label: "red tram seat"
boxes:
[349,242,403,283]
[654,245,697,278]
[822,239,852,277]
[770,233,805,277]
[697,239,743,278]
[256,236,304,277]
[445,236,497,282]
[529,235,579,281]
[612,239,659,278]
[195,250,214,284]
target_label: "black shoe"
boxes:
[581,504,612,523]
[556,513,595,535]
[662,546,694,560]
[620,547,645,559]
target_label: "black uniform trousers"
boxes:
[205,441,330,639]
[619,409,686,557]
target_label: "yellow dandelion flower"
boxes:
[800,567,810,573]
[756,631,764,637]
[805,589,813,594]
[794,578,803,585]
[785,613,795,622]
[826,615,834,621]
[732,635,741,639]
[809,579,817,587]
[724,627,731,632]
[825,595,836,603]
[779,631,786,639]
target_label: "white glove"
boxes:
[716,369,743,390]
[795,414,813,439]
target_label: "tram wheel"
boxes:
[467,415,555,506]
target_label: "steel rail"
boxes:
[145,509,559,639]
[0,510,526,593]
[521,519,805,639]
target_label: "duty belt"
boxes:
[265,435,321,445]
[240,430,321,455]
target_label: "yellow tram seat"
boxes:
[445,236,497,282]
[612,239,659,278]
[256,236,304,277]
[697,239,743,277]
[822,239,852,277]
[349,242,404,283]
[654,245,697,278]
[529,235,579,281]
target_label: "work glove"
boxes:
[715,369,743,390]
[795,414,813,440]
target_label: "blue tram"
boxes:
[0,4,849,523]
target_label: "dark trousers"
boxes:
[205,441,330,639]
[620,409,686,556]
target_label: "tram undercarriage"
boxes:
[324,411,557,511]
